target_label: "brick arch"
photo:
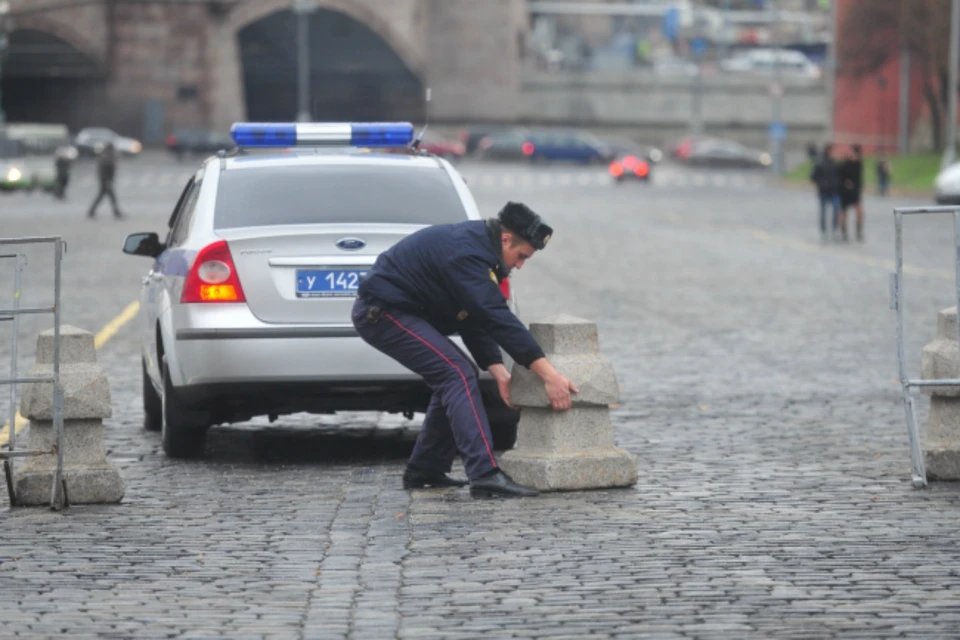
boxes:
[10,15,106,73]
[227,0,424,79]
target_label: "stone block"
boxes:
[499,448,638,491]
[35,325,98,365]
[937,306,959,341]
[19,364,113,421]
[924,396,960,480]
[13,327,124,506]
[510,354,620,408]
[499,314,636,491]
[529,314,600,355]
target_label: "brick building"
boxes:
[0,0,527,142]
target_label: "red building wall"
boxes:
[832,0,933,154]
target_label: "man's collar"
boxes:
[484,218,509,282]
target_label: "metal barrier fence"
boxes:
[890,205,960,489]
[0,236,66,510]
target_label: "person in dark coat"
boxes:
[838,144,865,242]
[352,202,579,499]
[810,143,841,242]
[87,141,124,219]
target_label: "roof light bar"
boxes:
[230,122,415,148]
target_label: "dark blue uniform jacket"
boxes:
[358,220,546,370]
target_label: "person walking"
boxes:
[810,143,841,242]
[876,152,891,197]
[87,141,124,219]
[352,201,578,499]
[838,144,865,242]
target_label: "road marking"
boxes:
[0,300,141,447]
[661,212,953,280]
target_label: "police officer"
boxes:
[352,202,579,499]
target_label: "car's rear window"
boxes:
[214,164,468,228]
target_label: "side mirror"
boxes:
[122,232,164,258]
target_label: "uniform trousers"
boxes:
[351,296,499,480]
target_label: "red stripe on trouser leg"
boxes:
[383,313,498,469]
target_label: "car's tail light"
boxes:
[499,277,511,300]
[521,142,535,156]
[453,142,466,155]
[181,240,246,303]
[609,162,624,178]
[479,136,493,150]
[635,161,649,177]
[166,134,177,146]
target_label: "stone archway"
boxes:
[228,0,426,123]
[0,21,106,129]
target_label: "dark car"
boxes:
[478,129,614,165]
[684,139,772,169]
[166,129,234,160]
[459,125,519,155]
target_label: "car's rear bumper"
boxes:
[174,331,426,385]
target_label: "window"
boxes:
[166,176,202,247]
[214,165,469,228]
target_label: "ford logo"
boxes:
[336,238,366,251]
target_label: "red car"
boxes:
[416,131,466,161]
[609,153,651,183]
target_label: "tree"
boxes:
[840,0,952,150]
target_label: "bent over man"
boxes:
[352,201,578,499]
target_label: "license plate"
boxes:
[296,269,367,298]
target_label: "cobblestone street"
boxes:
[1,159,959,638]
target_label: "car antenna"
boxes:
[410,87,431,152]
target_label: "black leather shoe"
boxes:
[402,466,468,489]
[469,469,539,499]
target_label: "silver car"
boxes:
[122,127,519,458]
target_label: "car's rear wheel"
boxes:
[143,358,162,432]
[161,358,209,458]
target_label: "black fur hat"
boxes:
[497,201,553,250]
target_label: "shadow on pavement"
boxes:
[205,427,416,465]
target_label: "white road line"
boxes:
[693,175,707,187]
[157,173,172,187]
[712,175,726,188]
[138,173,153,187]
[538,175,554,187]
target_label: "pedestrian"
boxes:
[838,144,865,242]
[876,152,891,197]
[87,141,124,219]
[53,145,73,200]
[810,143,841,243]
[352,201,579,499]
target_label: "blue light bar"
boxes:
[230,122,415,148]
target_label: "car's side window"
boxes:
[165,177,196,247]
[168,179,203,248]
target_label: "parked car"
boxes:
[720,48,821,79]
[478,129,614,165]
[683,138,772,169]
[415,130,466,161]
[74,127,143,157]
[599,137,663,164]
[166,129,234,160]
[120,122,521,458]
[935,162,960,204]
[459,125,521,155]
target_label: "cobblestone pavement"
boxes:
[1,159,959,639]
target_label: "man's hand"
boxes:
[529,358,579,412]
[544,372,579,411]
[488,363,513,408]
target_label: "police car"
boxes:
[122,122,520,458]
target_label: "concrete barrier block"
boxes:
[937,306,958,341]
[924,396,960,480]
[510,354,620,408]
[19,363,113,421]
[500,315,637,491]
[14,327,124,505]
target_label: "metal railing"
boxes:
[0,236,66,510]
[889,206,960,489]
